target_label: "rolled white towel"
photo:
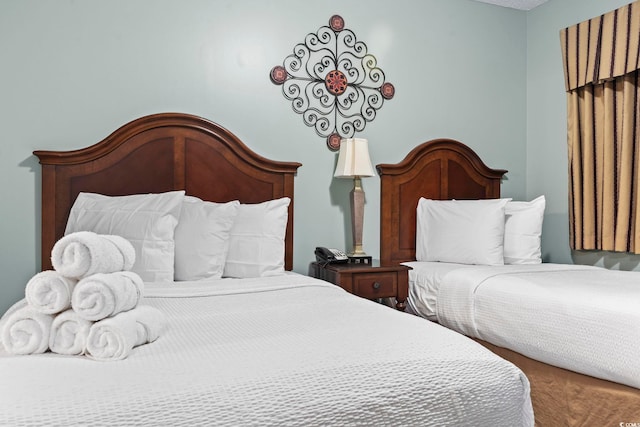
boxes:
[25,270,78,314]
[0,299,27,346]
[72,271,144,321]
[51,231,136,279]
[85,305,167,361]
[49,309,92,355]
[1,301,54,355]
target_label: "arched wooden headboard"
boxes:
[34,112,301,271]
[376,138,507,266]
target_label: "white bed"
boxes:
[0,114,534,426]
[403,261,640,390]
[1,274,533,426]
[377,138,640,426]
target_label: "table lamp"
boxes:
[334,138,375,257]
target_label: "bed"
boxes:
[0,114,534,426]
[377,138,640,426]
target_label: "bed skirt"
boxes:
[475,339,640,427]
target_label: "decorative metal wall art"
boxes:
[270,15,395,151]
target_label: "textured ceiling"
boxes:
[472,0,549,10]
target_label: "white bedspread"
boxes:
[431,263,640,389]
[0,273,533,426]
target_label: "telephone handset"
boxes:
[315,247,349,264]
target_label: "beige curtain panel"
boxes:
[560,1,640,253]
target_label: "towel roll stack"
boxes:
[0,231,167,360]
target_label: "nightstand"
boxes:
[309,260,410,311]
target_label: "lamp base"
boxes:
[348,251,368,257]
[348,243,367,258]
[350,177,366,258]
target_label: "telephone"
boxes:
[315,247,349,264]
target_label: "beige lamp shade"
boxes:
[334,138,375,178]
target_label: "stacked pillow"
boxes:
[65,190,291,281]
[174,196,240,281]
[416,195,545,265]
[66,191,185,282]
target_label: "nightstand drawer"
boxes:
[353,272,397,298]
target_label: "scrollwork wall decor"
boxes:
[270,15,395,151]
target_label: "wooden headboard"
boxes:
[33,112,301,271]
[376,138,507,266]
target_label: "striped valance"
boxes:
[560,1,640,92]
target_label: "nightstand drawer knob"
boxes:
[373,282,381,289]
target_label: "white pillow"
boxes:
[416,198,510,265]
[174,197,240,281]
[223,197,290,278]
[65,191,185,282]
[504,195,545,265]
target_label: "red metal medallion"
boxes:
[325,70,348,96]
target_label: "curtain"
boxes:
[560,1,640,253]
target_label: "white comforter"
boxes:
[0,273,533,426]
[406,262,640,389]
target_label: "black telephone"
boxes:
[315,247,349,264]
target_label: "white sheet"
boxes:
[409,262,640,389]
[403,261,477,320]
[0,273,533,426]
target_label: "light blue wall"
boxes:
[526,0,640,270]
[0,0,528,314]
[9,0,629,314]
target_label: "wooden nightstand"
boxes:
[309,260,410,311]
